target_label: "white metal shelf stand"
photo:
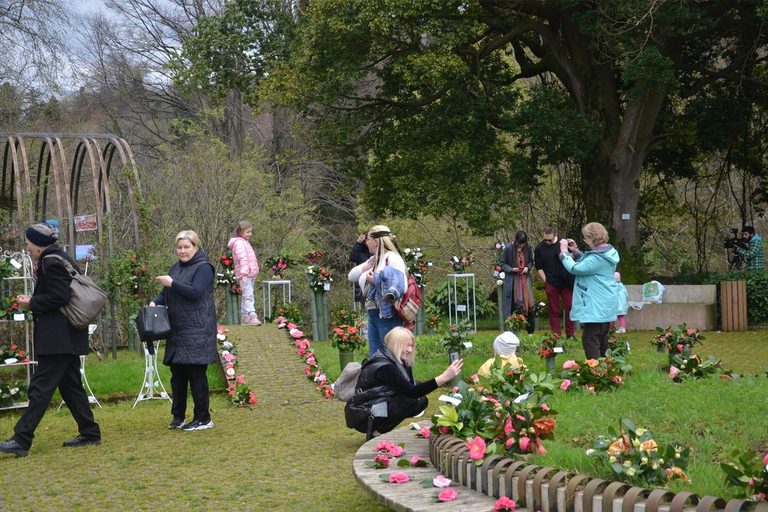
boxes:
[446,273,477,332]
[261,280,291,318]
[133,340,171,408]
[58,324,101,409]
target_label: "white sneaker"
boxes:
[616,327,626,334]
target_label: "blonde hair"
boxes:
[235,220,252,236]
[385,327,415,367]
[369,224,403,272]
[175,230,201,248]
[582,222,609,246]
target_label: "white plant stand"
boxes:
[133,340,170,408]
[59,324,101,409]
[261,279,291,318]
[447,273,477,332]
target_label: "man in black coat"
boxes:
[0,224,101,457]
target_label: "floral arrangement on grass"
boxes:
[0,343,30,364]
[721,449,768,501]
[217,326,238,378]
[331,324,366,353]
[275,303,304,325]
[539,331,561,359]
[0,380,28,406]
[668,354,729,382]
[607,326,630,358]
[216,249,241,294]
[448,253,474,273]
[587,418,690,485]
[305,250,324,264]
[403,247,432,288]
[263,253,295,278]
[559,355,632,393]
[431,375,559,460]
[506,313,529,333]
[227,375,258,406]
[438,320,471,352]
[652,323,704,354]
[278,318,334,399]
[305,264,333,292]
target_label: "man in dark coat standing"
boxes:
[0,224,101,457]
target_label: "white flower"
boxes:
[499,272,505,279]
[405,248,411,254]
[10,387,18,395]
[496,280,503,286]
[416,252,422,258]
[453,256,459,262]
[585,449,595,455]
[222,341,233,349]
[427,261,433,267]
[221,350,230,357]
[409,422,421,430]
[217,333,226,341]
[226,368,235,377]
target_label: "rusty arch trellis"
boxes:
[0,132,145,358]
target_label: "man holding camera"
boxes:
[735,226,764,270]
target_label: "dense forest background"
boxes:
[2,0,767,326]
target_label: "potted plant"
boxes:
[506,313,529,335]
[652,324,705,364]
[539,332,561,375]
[330,323,366,371]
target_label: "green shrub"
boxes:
[426,279,497,319]
[704,270,768,325]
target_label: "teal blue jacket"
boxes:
[560,245,620,323]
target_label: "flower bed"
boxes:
[216,326,258,406]
[277,315,334,399]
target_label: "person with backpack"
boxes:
[348,225,407,356]
[344,327,463,439]
[0,224,101,457]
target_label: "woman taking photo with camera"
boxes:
[559,222,619,359]
[151,230,218,431]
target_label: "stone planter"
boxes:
[338,349,354,371]
[545,355,557,375]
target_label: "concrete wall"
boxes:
[624,284,717,331]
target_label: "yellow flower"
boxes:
[635,428,647,436]
[626,467,636,476]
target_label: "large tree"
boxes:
[178,0,768,264]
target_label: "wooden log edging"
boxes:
[429,434,762,512]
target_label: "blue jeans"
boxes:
[367,308,403,357]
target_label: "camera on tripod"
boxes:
[723,228,746,250]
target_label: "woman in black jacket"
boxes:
[0,224,101,458]
[501,230,536,334]
[346,327,462,438]
[150,230,217,432]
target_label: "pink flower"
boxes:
[418,427,431,438]
[562,360,579,370]
[494,496,517,511]
[373,455,390,467]
[585,385,596,394]
[287,323,297,330]
[306,356,317,366]
[388,445,404,457]
[433,475,452,487]
[438,488,458,502]
[541,404,549,410]
[438,426,450,434]
[471,374,479,382]
[505,438,514,449]
[236,375,244,384]
[677,343,683,352]
[410,456,424,465]
[388,472,409,483]
[536,438,547,455]
[291,330,304,339]
[519,437,531,452]
[560,379,571,391]
[669,366,679,379]
[297,348,306,356]
[467,436,487,460]
[516,414,526,422]
[504,416,513,434]
[749,478,755,487]
[304,367,311,376]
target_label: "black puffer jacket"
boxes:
[156,249,217,366]
[29,245,89,355]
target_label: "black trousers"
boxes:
[372,396,428,435]
[582,322,610,359]
[13,354,100,448]
[170,364,210,423]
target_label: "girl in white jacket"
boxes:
[227,221,261,325]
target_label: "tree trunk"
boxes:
[223,89,244,157]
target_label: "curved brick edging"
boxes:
[353,427,503,512]
[429,434,768,512]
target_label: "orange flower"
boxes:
[586,359,599,368]
[665,466,690,482]
[533,418,557,435]
[639,439,658,452]
[607,434,632,456]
